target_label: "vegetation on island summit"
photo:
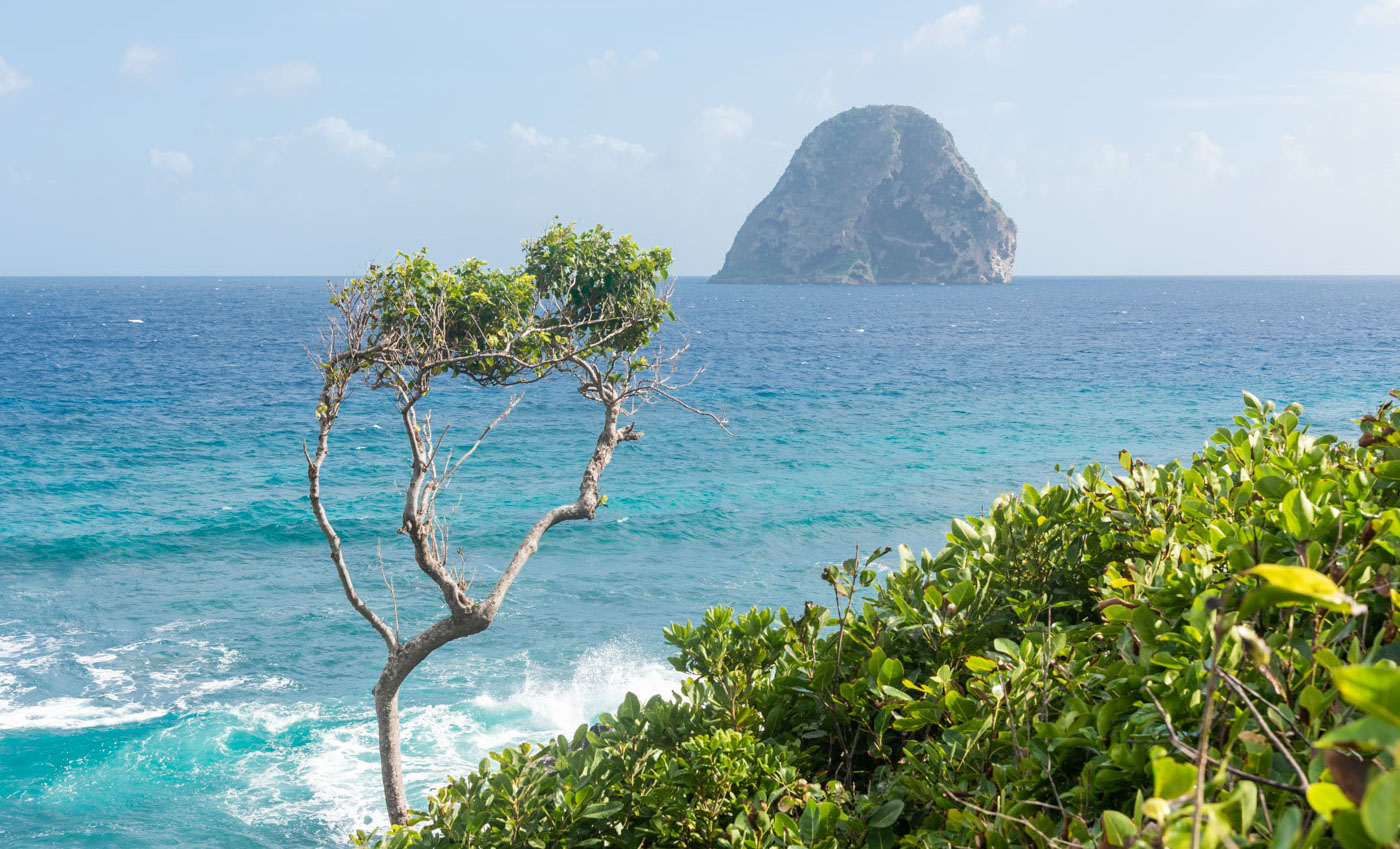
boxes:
[359,391,1400,849]
[308,222,723,826]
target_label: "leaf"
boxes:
[1142,797,1171,822]
[1241,564,1365,616]
[1256,475,1291,501]
[1306,782,1356,822]
[965,656,997,674]
[1317,717,1400,752]
[866,827,895,849]
[617,691,641,723]
[1375,461,1400,481]
[1281,488,1315,538]
[1326,750,1371,807]
[950,518,977,544]
[1360,768,1400,844]
[1102,810,1137,847]
[1152,756,1197,800]
[946,580,976,608]
[581,800,623,819]
[1333,810,1381,849]
[1270,805,1302,849]
[868,799,904,829]
[1334,665,1400,728]
[799,801,838,843]
[878,658,904,688]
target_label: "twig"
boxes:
[939,790,1083,849]
[1218,672,1309,790]
[1143,690,1305,796]
[378,541,401,641]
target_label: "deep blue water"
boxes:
[1,276,1397,846]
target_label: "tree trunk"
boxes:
[374,675,410,825]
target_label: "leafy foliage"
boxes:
[328,221,672,388]
[359,391,1400,849]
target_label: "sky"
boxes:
[1,1,1399,276]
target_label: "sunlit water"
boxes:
[1,276,1397,846]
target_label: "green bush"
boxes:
[359,391,1400,849]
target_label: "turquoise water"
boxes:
[1,276,1398,846]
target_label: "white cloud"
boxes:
[983,23,1029,58]
[1144,131,1236,182]
[904,5,983,52]
[120,43,168,83]
[308,117,394,168]
[1279,134,1333,182]
[693,106,753,144]
[578,47,661,80]
[507,122,651,165]
[0,56,30,96]
[1093,143,1131,178]
[580,133,650,161]
[509,123,553,147]
[630,48,661,72]
[234,61,320,97]
[149,148,193,176]
[1185,130,1234,179]
[1357,0,1400,25]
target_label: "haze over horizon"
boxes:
[2,1,1399,277]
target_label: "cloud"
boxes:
[905,5,983,52]
[234,61,320,97]
[630,48,661,72]
[1279,134,1333,182]
[507,122,652,165]
[983,23,1029,58]
[149,148,193,176]
[578,48,661,80]
[509,123,553,147]
[1357,0,1400,24]
[1185,130,1234,179]
[0,56,30,96]
[1143,131,1236,182]
[306,119,392,167]
[120,42,168,83]
[235,118,395,169]
[308,117,394,168]
[693,106,753,144]
[1093,143,1131,179]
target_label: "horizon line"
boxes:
[3,272,1400,281]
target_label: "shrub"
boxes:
[359,391,1400,849]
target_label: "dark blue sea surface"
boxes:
[1,276,1397,846]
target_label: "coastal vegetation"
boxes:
[358,391,1400,848]
[307,223,719,824]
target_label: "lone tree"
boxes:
[306,222,722,824]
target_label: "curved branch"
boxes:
[306,388,398,653]
[479,393,626,621]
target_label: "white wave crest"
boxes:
[246,639,685,836]
[0,696,166,731]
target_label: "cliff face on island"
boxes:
[710,105,1016,285]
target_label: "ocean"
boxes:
[1,275,1397,846]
